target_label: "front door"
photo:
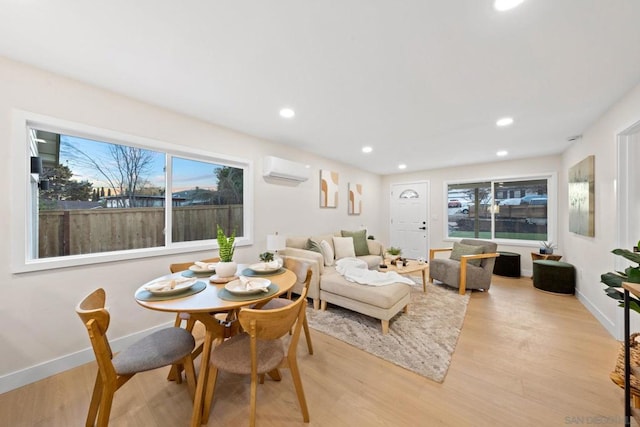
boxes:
[390,181,429,260]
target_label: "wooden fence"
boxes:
[38,205,243,258]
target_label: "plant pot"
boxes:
[216,261,237,278]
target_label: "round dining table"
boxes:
[135,266,297,427]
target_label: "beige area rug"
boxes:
[305,279,470,383]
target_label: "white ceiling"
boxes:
[1,0,640,175]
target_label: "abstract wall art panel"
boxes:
[320,169,339,208]
[348,183,362,215]
[568,155,595,237]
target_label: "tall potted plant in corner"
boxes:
[215,225,237,278]
[601,247,640,395]
[601,248,640,312]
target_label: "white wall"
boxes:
[0,56,383,392]
[381,81,640,341]
[381,155,562,275]
[562,82,640,339]
[2,53,639,393]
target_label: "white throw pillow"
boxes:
[320,240,335,266]
[333,236,356,259]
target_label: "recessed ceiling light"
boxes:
[279,108,295,119]
[362,146,373,153]
[496,117,514,127]
[398,164,407,170]
[497,150,508,157]
[494,0,525,12]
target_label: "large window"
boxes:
[13,111,252,272]
[446,176,555,244]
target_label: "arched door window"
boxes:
[399,189,419,199]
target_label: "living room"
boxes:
[2,1,640,425]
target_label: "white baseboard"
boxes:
[576,288,618,339]
[0,321,174,395]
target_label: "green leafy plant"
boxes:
[216,224,236,262]
[601,248,640,313]
[259,251,274,262]
[540,242,555,250]
[387,246,402,256]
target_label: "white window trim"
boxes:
[443,172,557,247]
[11,109,253,273]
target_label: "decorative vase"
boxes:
[216,261,237,278]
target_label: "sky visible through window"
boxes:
[60,135,221,193]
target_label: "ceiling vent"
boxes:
[263,156,310,182]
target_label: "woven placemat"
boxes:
[240,268,286,277]
[135,281,207,302]
[217,283,279,301]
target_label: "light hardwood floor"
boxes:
[0,275,630,426]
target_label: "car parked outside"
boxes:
[520,194,547,204]
[528,198,548,205]
[499,198,522,206]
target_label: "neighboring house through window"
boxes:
[446,175,556,245]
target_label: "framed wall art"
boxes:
[320,169,339,208]
[568,155,595,237]
[348,183,362,215]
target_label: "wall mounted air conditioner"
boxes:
[263,156,310,182]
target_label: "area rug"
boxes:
[305,278,470,383]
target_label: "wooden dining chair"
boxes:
[260,258,313,354]
[203,285,311,426]
[76,288,197,427]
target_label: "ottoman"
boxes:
[532,260,575,295]
[493,251,521,277]
[319,269,411,334]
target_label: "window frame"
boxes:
[443,172,557,247]
[11,110,254,273]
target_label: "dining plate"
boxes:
[144,278,198,295]
[224,278,271,295]
[188,263,216,273]
[248,262,281,274]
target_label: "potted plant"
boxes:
[259,251,274,262]
[601,248,640,313]
[216,225,237,278]
[386,246,402,262]
[539,241,555,254]
[601,247,640,394]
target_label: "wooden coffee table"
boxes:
[382,260,429,292]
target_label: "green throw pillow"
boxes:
[306,238,323,254]
[341,229,369,256]
[449,242,483,267]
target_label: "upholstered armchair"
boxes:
[429,239,499,295]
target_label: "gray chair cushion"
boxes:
[210,333,284,374]
[113,327,195,375]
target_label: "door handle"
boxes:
[418,226,426,230]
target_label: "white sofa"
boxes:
[279,232,412,334]
[279,233,383,308]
